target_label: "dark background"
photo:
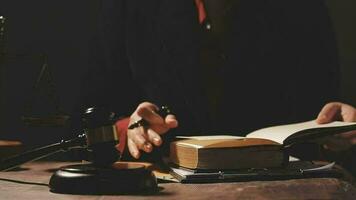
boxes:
[0,0,355,146]
[0,0,100,145]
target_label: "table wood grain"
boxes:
[0,161,355,200]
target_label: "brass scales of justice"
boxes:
[20,54,70,127]
[0,15,69,127]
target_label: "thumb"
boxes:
[316,102,341,124]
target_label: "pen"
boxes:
[128,105,171,129]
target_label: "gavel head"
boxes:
[81,106,120,166]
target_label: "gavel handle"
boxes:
[0,134,86,171]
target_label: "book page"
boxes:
[246,120,356,144]
[174,135,247,149]
[175,135,246,140]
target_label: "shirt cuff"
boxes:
[115,117,130,155]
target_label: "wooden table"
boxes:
[0,161,355,200]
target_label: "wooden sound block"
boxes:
[0,140,23,159]
[112,161,177,182]
[49,162,158,195]
[112,161,153,170]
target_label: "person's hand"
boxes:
[127,102,178,159]
[316,102,356,151]
[317,102,356,124]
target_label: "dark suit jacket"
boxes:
[79,0,339,136]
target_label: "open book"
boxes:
[169,120,356,171]
[177,120,356,146]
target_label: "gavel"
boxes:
[0,106,120,171]
[0,106,160,194]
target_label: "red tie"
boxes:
[194,0,207,24]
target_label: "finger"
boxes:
[338,130,356,139]
[128,129,153,153]
[340,104,356,122]
[165,114,179,128]
[322,137,352,151]
[137,102,159,111]
[147,129,162,146]
[127,139,140,159]
[352,137,356,145]
[147,114,178,134]
[316,102,341,124]
[137,106,164,125]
